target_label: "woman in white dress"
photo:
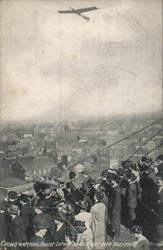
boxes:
[90,190,107,249]
[75,200,93,249]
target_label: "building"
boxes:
[0,177,33,200]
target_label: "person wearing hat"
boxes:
[69,171,76,180]
[8,204,27,243]
[75,200,93,249]
[41,188,59,215]
[30,222,49,250]
[90,190,107,248]
[59,202,75,223]
[3,191,20,211]
[32,182,49,207]
[121,160,133,170]
[81,170,92,190]
[108,173,121,240]
[52,212,66,250]
[81,177,96,209]
[8,191,18,200]
[63,182,78,207]
[19,194,33,241]
[156,154,163,179]
[126,172,138,229]
[139,168,159,241]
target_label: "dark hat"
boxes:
[101,169,108,178]
[8,205,19,215]
[19,194,29,203]
[69,171,76,179]
[8,191,17,199]
[66,182,75,190]
[33,181,49,193]
[127,172,137,181]
[141,156,149,163]
[59,181,65,187]
[121,160,133,169]
[86,177,95,186]
[117,167,125,176]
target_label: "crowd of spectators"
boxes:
[0,154,163,250]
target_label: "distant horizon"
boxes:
[1,111,162,126]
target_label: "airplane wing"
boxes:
[58,10,74,14]
[76,6,97,14]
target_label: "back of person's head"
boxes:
[69,171,76,180]
[121,160,132,169]
[66,182,75,190]
[8,191,17,200]
[19,194,29,203]
[78,199,89,211]
[101,169,108,178]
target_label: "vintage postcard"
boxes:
[0,0,162,249]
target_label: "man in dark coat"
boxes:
[3,191,20,210]
[42,188,61,215]
[139,171,159,241]
[8,204,27,242]
[109,176,121,239]
[126,173,138,229]
[52,213,66,250]
[19,194,33,241]
[156,154,163,179]
[33,203,56,242]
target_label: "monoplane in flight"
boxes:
[58,6,98,21]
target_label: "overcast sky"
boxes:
[1,0,162,122]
